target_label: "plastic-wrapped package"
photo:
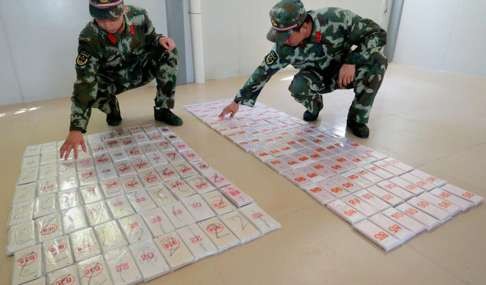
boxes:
[37,213,63,242]
[146,151,168,166]
[118,214,152,244]
[78,167,98,186]
[173,161,198,178]
[13,183,37,205]
[326,199,366,224]
[34,193,58,218]
[203,170,231,188]
[382,207,426,235]
[147,185,177,207]
[129,240,170,281]
[80,184,104,204]
[341,168,374,188]
[141,207,175,237]
[139,169,162,188]
[198,217,240,251]
[418,192,461,217]
[70,228,101,262]
[301,183,336,205]
[115,161,137,177]
[354,190,390,212]
[106,195,135,219]
[7,221,37,256]
[408,197,451,222]
[63,207,88,234]
[154,164,179,182]
[10,201,35,226]
[84,201,112,226]
[185,175,216,194]
[59,175,79,191]
[369,213,415,243]
[100,178,124,198]
[363,164,394,180]
[37,177,58,196]
[77,255,113,285]
[377,180,414,200]
[430,188,474,211]
[181,195,215,222]
[221,185,254,208]
[120,175,144,193]
[389,176,425,196]
[342,195,380,217]
[177,224,218,260]
[12,244,43,285]
[203,191,236,215]
[43,235,74,272]
[409,169,447,189]
[96,164,118,180]
[166,178,195,199]
[17,166,39,185]
[24,144,41,157]
[47,265,80,285]
[58,189,82,210]
[126,189,157,212]
[154,232,195,270]
[162,202,195,229]
[239,203,281,234]
[367,185,403,206]
[94,220,128,252]
[105,247,143,285]
[220,211,261,243]
[353,220,401,252]
[441,184,484,206]
[396,203,440,231]
[131,156,152,172]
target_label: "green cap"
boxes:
[266,0,307,43]
[89,0,124,20]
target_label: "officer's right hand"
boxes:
[60,131,87,160]
[219,101,240,119]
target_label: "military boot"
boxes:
[154,107,183,126]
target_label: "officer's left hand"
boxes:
[338,64,356,88]
[159,36,176,51]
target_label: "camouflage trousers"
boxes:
[92,47,179,117]
[288,53,387,124]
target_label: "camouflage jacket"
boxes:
[70,5,163,132]
[234,7,387,106]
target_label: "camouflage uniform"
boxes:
[70,5,178,133]
[234,5,387,124]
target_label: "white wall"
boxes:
[201,0,389,80]
[394,0,486,76]
[0,0,167,106]
[0,16,22,105]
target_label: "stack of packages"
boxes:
[186,100,483,252]
[8,124,280,285]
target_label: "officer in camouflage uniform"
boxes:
[219,0,388,138]
[61,0,182,159]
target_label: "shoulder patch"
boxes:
[265,50,279,65]
[76,52,90,66]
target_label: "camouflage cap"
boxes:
[266,0,307,43]
[89,0,124,20]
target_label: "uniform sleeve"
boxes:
[344,14,387,65]
[234,48,289,107]
[143,10,164,49]
[70,38,100,133]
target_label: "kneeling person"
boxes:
[61,0,182,159]
[220,0,388,139]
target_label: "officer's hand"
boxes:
[338,64,356,88]
[159,37,176,51]
[219,102,240,119]
[60,131,87,160]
